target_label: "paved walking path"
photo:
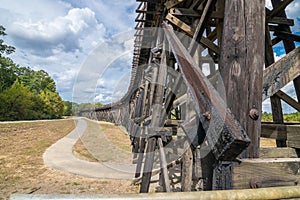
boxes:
[43,118,136,180]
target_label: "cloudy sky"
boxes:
[0,0,299,113]
[0,0,137,104]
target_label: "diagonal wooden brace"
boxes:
[263,46,300,100]
[163,21,250,161]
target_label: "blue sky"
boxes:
[0,0,137,104]
[0,0,299,113]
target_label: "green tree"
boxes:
[63,101,73,116]
[0,25,64,120]
[0,25,17,92]
[16,67,56,94]
[0,25,15,56]
[0,80,33,120]
[39,89,64,119]
[0,56,17,92]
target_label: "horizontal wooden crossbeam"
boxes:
[274,31,300,42]
[263,47,300,100]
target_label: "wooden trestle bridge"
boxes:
[80,0,300,196]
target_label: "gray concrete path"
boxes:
[43,118,136,180]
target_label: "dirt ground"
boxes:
[73,120,133,165]
[0,119,138,200]
[0,118,277,199]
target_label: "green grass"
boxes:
[262,112,300,122]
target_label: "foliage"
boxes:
[283,112,300,122]
[39,90,64,119]
[63,101,73,116]
[0,25,15,56]
[0,56,17,92]
[262,112,300,123]
[0,80,33,120]
[72,102,103,116]
[0,25,64,121]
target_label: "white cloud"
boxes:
[265,0,273,9]
[0,1,138,103]
[9,7,105,56]
[63,0,138,34]
[94,93,114,103]
[286,1,300,33]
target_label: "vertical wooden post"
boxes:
[219,0,265,158]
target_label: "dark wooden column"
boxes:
[219,0,265,158]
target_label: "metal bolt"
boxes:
[249,108,259,120]
[203,111,211,121]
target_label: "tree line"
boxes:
[262,112,300,122]
[0,25,64,121]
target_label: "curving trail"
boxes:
[43,118,135,180]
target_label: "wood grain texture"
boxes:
[219,0,265,158]
[233,158,300,189]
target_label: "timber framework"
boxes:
[80,0,300,197]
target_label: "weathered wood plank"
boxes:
[262,47,300,100]
[275,90,300,112]
[165,13,194,36]
[274,31,300,42]
[259,147,298,158]
[181,141,193,191]
[266,17,294,26]
[166,13,220,55]
[267,0,293,18]
[188,0,216,55]
[271,0,300,105]
[170,8,200,17]
[233,158,300,189]
[163,21,251,161]
[165,0,185,9]
[261,123,300,149]
[261,123,287,140]
[287,125,300,149]
[157,137,171,192]
[219,0,265,158]
[199,37,220,55]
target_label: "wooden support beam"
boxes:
[271,36,281,46]
[271,0,300,103]
[166,13,220,55]
[274,30,300,42]
[188,0,216,55]
[275,90,300,112]
[259,147,298,158]
[181,141,193,191]
[163,21,251,161]
[200,37,220,55]
[261,123,300,149]
[166,13,194,36]
[140,137,157,193]
[170,8,200,17]
[267,0,293,18]
[137,0,161,3]
[233,158,300,189]
[261,123,288,140]
[287,125,300,148]
[267,17,294,26]
[262,47,300,100]
[157,137,171,192]
[165,0,185,9]
[219,0,265,158]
